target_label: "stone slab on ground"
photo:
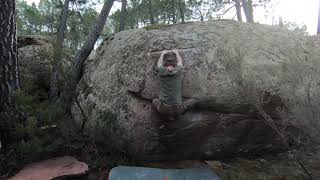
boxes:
[8,156,88,180]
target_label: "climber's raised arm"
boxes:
[157,50,168,67]
[172,49,183,66]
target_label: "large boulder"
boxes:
[72,20,319,160]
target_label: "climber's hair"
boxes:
[164,52,177,67]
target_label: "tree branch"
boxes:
[75,97,88,132]
[217,4,236,16]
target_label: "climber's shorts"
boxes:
[152,98,197,116]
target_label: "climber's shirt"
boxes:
[158,65,183,105]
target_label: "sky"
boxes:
[25,0,319,35]
[255,0,319,35]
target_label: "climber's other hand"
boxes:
[161,50,169,54]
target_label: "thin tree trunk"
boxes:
[57,0,70,48]
[248,0,254,22]
[0,0,20,148]
[279,16,284,26]
[148,0,154,25]
[234,0,242,22]
[73,0,114,81]
[119,0,127,32]
[49,68,59,99]
[61,0,114,111]
[178,0,185,23]
[318,0,320,34]
[172,0,176,24]
[241,0,253,23]
[198,9,204,21]
[49,0,70,99]
[51,8,55,32]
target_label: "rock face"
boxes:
[18,35,71,95]
[72,20,319,160]
[18,36,53,91]
[8,156,88,180]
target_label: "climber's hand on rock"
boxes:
[172,49,179,54]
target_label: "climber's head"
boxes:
[164,52,177,70]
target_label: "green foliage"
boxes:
[88,111,133,168]
[144,23,174,30]
[66,5,99,51]
[17,0,62,35]
[0,89,68,177]
[16,0,99,52]
[106,0,229,33]
[16,0,272,42]
[0,41,74,175]
[187,0,225,20]
[11,90,66,157]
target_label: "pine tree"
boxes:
[0,0,20,148]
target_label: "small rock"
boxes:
[259,158,267,163]
[205,161,223,170]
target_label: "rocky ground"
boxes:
[78,147,320,180]
[141,146,320,180]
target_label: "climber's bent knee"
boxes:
[152,98,161,108]
[152,99,182,116]
[182,98,198,112]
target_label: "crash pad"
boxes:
[108,166,220,180]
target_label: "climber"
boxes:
[152,49,197,119]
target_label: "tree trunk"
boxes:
[0,0,20,148]
[172,0,176,24]
[178,0,185,23]
[57,0,70,48]
[148,0,154,25]
[51,8,55,32]
[248,0,254,22]
[241,0,253,23]
[279,17,284,26]
[0,0,20,109]
[318,0,320,34]
[198,9,204,21]
[119,0,127,32]
[73,0,114,81]
[234,0,242,22]
[49,0,70,99]
[49,68,60,99]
